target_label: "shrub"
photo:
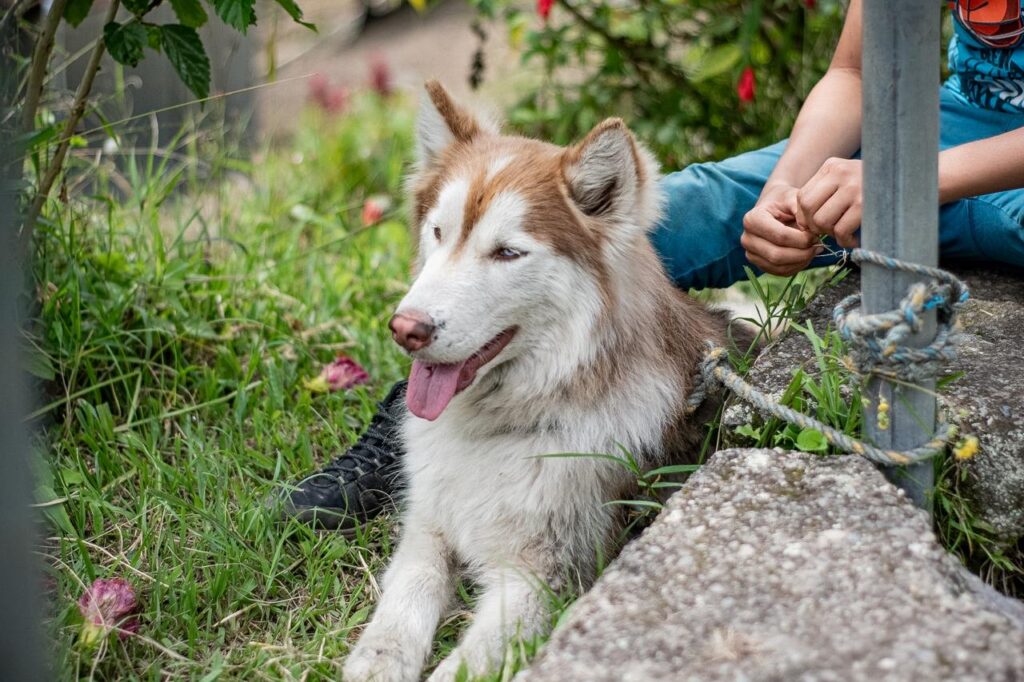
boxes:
[471,0,844,167]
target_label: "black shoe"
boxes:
[270,380,408,534]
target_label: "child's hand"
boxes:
[796,158,862,248]
[742,183,822,276]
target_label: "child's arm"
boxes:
[793,93,1024,247]
[940,127,1024,204]
[741,0,863,275]
[764,0,863,195]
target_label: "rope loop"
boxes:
[832,248,969,384]
[691,248,970,467]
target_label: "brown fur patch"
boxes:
[412,135,611,301]
[425,80,483,144]
[458,166,494,248]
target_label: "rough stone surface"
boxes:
[520,449,1024,682]
[722,266,1024,540]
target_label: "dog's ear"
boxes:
[416,80,492,167]
[562,118,660,225]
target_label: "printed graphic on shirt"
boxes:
[947,1,1024,113]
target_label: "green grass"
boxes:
[30,92,448,679]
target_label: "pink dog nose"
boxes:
[389,310,436,352]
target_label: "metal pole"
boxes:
[1,15,44,681]
[861,0,941,510]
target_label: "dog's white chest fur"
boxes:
[403,414,626,576]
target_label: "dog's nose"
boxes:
[389,310,436,351]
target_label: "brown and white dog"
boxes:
[343,82,741,682]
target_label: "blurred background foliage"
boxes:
[471,0,844,167]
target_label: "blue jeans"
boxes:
[652,86,1024,290]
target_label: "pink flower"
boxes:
[361,198,385,226]
[305,356,370,393]
[308,73,349,114]
[537,0,553,20]
[309,72,329,99]
[323,356,370,391]
[78,578,139,645]
[737,66,756,103]
[369,55,393,97]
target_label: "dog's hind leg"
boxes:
[426,566,552,682]
[343,523,454,682]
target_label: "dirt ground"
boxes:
[256,0,522,136]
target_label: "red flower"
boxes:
[737,66,756,103]
[308,73,349,114]
[369,55,393,97]
[78,578,140,644]
[804,0,816,8]
[537,0,553,20]
[361,198,385,226]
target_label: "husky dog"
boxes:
[343,82,741,682]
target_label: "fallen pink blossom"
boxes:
[305,355,370,393]
[78,577,139,645]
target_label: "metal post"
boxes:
[1,15,43,681]
[861,0,941,510]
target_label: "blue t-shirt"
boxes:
[946,1,1024,112]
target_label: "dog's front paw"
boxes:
[343,633,422,682]
[426,648,490,682]
[424,655,466,682]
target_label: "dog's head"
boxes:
[393,81,662,421]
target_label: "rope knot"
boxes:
[832,249,969,383]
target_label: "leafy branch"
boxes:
[14,0,315,260]
[21,0,68,133]
[21,0,120,260]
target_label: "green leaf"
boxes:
[36,485,74,535]
[170,0,209,28]
[273,0,316,30]
[690,43,743,83]
[212,0,256,33]
[145,24,163,50]
[158,24,211,99]
[64,0,95,27]
[735,423,761,440]
[103,20,148,67]
[24,347,55,381]
[795,428,828,453]
[644,463,701,477]
[123,0,153,14]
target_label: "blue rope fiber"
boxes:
[688,248,969,467]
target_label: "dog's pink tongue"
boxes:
[407,360,466,421]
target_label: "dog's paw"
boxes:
[426,648,490,682]
[424,655,466,682]
[343,633,421,682]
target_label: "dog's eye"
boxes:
[432,225,442,241]
[492,246,524,261]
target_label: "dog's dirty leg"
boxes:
[427,567,551,682]
[343,524,454,682]
[861,0,942,510]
